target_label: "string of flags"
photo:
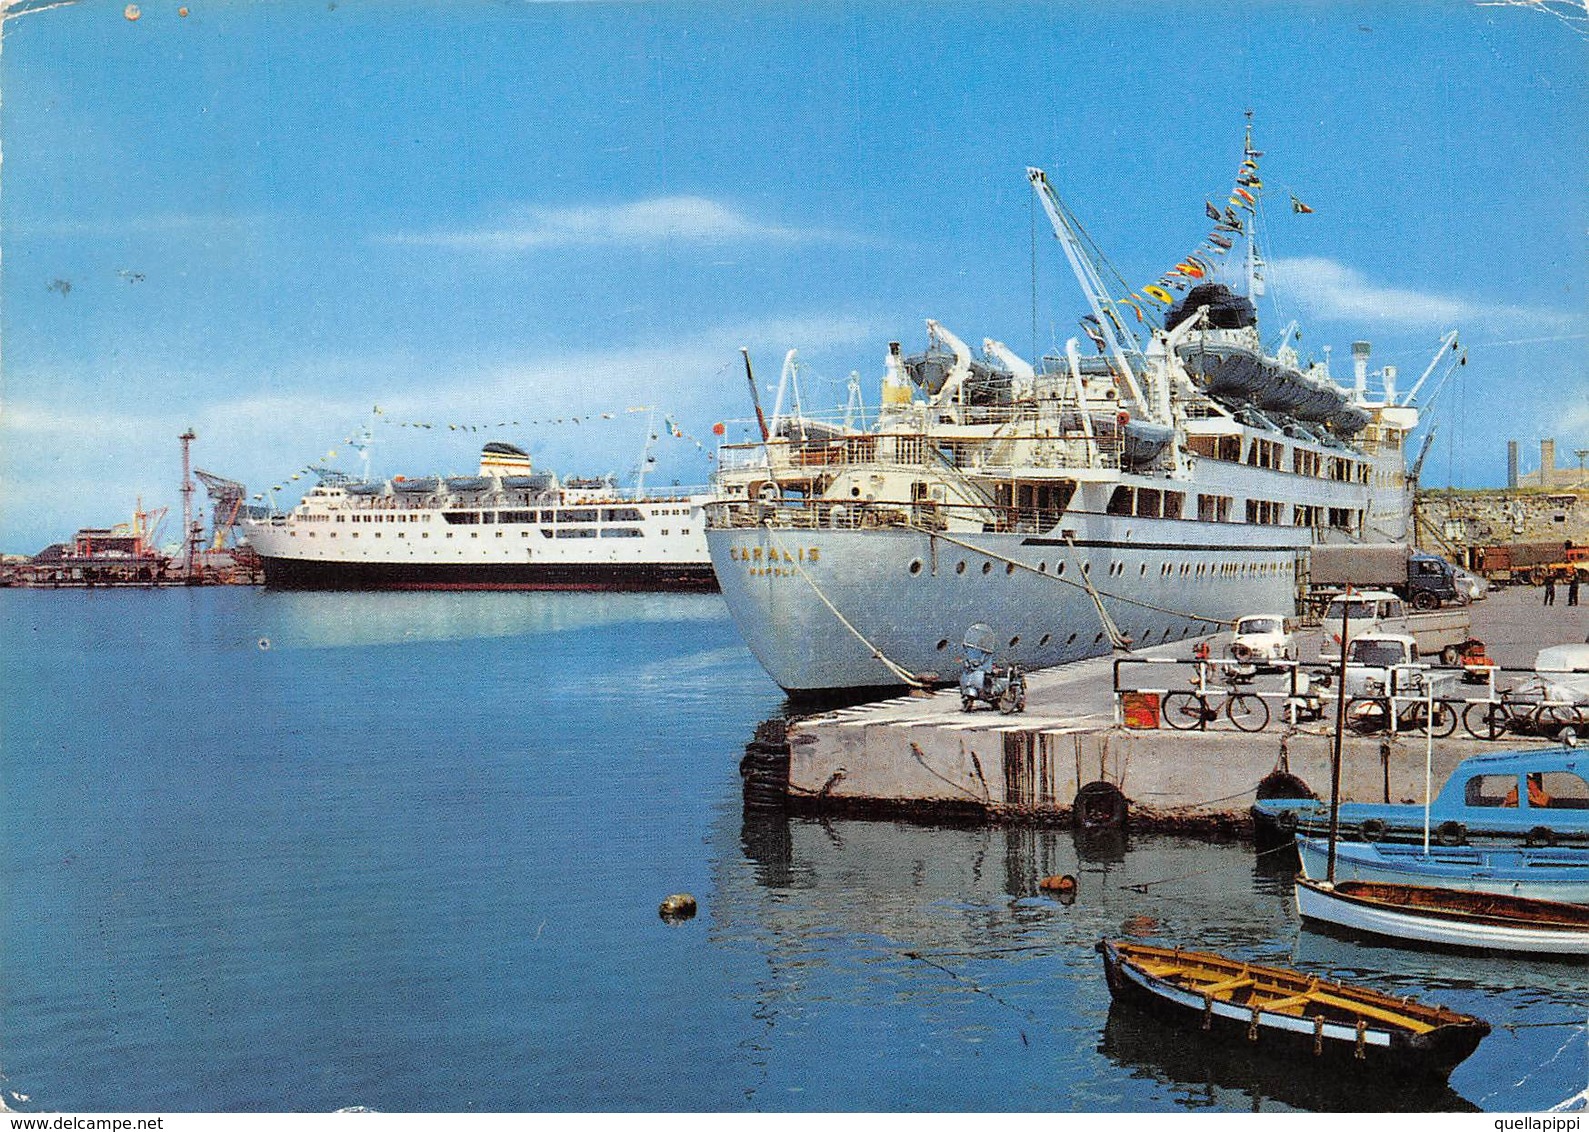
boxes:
[1079,143,1318,350]
[254,404,720,501]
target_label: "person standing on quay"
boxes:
[1544,574,1557,606]
[1570,571,1581,607]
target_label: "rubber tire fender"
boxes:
[1434,820,1467,847]
[1072,780,1129,832]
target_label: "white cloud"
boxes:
[380,197,838,251]
[1268,256,1576,332]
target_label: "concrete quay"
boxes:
[769,587,1589,832]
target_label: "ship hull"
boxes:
[256,554,718,592]
[707,514,1304,692]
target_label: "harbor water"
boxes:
[2,588,1585,1112]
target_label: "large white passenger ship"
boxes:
[705,150,1455,693]
[245,442,715,590]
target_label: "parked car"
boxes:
[1225,614,1297,674]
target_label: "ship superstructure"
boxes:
[704,150,1452,693]
[245,442,715,590]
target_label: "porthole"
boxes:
[1082,562,1091,575]
[1067,632,1078,645]
[1056,561,1066,575]
[936,638,949,651]
[1094,632,1105,644]
[955,560,966,575]
[1140,563,1148,576]
[908,559,923,575]
[1006,562,1016,575]
[982,561,992,575]
[1038,562,1047,573]
[1009,636,1021,648]
[1039,633,1052,647]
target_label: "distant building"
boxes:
[1514,438,1589,489]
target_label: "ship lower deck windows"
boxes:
[442,511,480,525]
[602,507,644,522]
[500,510,536,524]
[1246,499,1286,525]
[555,529,597,539]
[1197,494,1233,523]
[600,528,644,538]
[557,509,598,523]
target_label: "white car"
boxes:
[1452,567,1488,603]
[1226,614,1297,672]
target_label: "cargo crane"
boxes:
[194,469,248,551]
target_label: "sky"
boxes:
[2,0,1586,554]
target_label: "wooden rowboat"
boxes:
[1294,877,1589,956]
[1097,939,1490,1080]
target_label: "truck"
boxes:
[1320,590,1477,665]
[1339,632,1461,735]
[1308,543,1462,610]
[1466,540,1577,586]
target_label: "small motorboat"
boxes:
[1097,939,1490,1080]
[1294,878,1589,957]
[1295,835,1589,903]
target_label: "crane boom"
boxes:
[1026,167,1153,419]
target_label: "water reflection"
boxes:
[725,811,1588,1111]
[249,590,728,650]
[1098,1005,1479,1113]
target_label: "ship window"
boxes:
[955,561,966,575]
[521,531,530,537]
[496,531,504,538]
[1006,563,1016,575]
[600,528,644,538]
[982,562,992,575]
[1038,562,1047,573]
[1094,632,1105,644]
[1540,773,1589,808]
[422,533,428,539]
[936,639,949,651]
[908,559,923,575]
[602,507,644,522]
[1140,563,1148,576]
[442,511,480,525]
[541,510,556,523]
[1464,775,1515,808]
[557,509,598,523]
[555,529,597,539]
[1067,633,1078,645]
[337,515,345,522]
[1009,636,1020,648]
[481,512,496,524]
[1039,633,1052,647]
[1056,562,1065,575]
[500,510,535,524]
[541,530,553,538]
[1106,487,1133,516]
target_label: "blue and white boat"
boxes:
[1254,749,1589,849]
[1296,835,1589,903]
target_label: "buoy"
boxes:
[1038,874,1077,896]
[658,893,697,921]
[257,637,271,651]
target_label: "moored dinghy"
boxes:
[1294,878,1589,956]
[1097,939,1490,1080]
[1295,835,1589,903]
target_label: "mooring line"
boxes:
[761,520,928,688]
[904,522,1234,627]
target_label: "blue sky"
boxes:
[2,0,1586,553]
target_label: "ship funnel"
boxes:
[883,341,912,406]
[1351,341,1371,399]
[1383,365,1398,405]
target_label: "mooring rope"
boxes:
[903,522,1233,627]
[761,520,928,688]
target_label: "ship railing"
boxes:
[716,430,1122,478]
[703,496,1066,535]
[1112,655,1582,739]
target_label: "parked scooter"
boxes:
[959,623,1027,714]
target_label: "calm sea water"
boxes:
[2,588,1585,1113]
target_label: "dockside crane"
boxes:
[194,469,249,551]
